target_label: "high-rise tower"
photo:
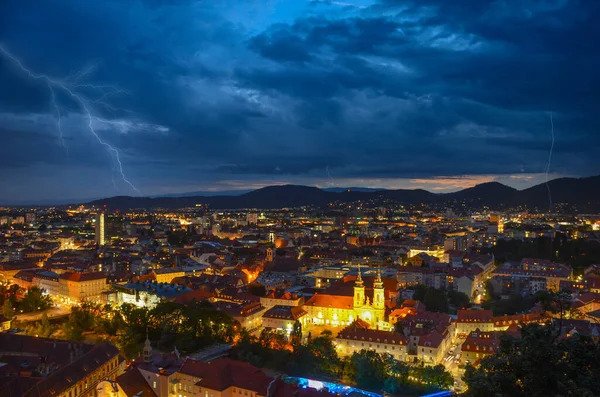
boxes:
[95,211,105,246]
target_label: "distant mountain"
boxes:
[444,182,519,207]
[323,187,387,193]
[151,189,251,198]
[85,176,600,212]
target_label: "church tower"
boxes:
[353,263,365,308]
[373,265,385,310]
[143,330,152,363]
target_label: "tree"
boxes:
[305,336,342,377]
[349,349,387,390]
[463,324,600,397]
[320,329,333,338]
[19,287,53,313]
[37,312,53,338]
[422,364,453,389]
[290,320,302,347]
[63,304,95,340]
[424,287,449,313]
[448,290,470,309]
[411,284,429,301]
[3,300,14,320]
[7,284,22,307]
[116,327,143,360]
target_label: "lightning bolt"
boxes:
[545,111,555,212]
[0,44,140,194]
[47,81,68,154]
[326,165,336,187]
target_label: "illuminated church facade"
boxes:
[303,266,389,330]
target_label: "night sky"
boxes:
[1,0,598,203]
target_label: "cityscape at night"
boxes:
[1,1,600,396]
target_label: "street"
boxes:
[442,335,467,392]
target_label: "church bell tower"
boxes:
[353,263,365,308]
[373,265,385,310]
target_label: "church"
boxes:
[303,265,390,330]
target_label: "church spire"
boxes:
[356,263,363,287]
[374,265,383,289]
[143,328,152,363]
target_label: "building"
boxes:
[262,305,308,334]
[59,271,108,302]
[455,309,494,336]
[260,290,304,310]
[96,211,106,246]
[213,301,266,332]
[0,333,123,397]
[111,281,191,308]
[0,261,40,283]
[153,267,186,284]
[97,368,156,397]
[461,329,502,365]
[246,213,258,225]
[492,259,573,292]
[303,265,387,330]
[177,357,272,397]
[395,310,455,365]
[36,270,64,297]
[25,213,36,224]
[129,337,334,397]
[492,312,546,331]
[336,321,408,361]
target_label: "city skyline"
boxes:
[1,0,599,203]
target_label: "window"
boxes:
[153,381,157,389]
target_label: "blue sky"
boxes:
[0,0,598,203]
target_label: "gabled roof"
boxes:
[179,358,271,393]
[263,305,307,321]
[116,368,156,397]
[337,322,408,345]
[59,271,106,282]
[303,294,354,310]
[457,309,494,323]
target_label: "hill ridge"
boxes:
[84,175,600,211]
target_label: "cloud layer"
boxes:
[0,0,598,202]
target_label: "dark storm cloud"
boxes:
[0,0,598,201]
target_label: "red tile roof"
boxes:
[59,271,107,282]
[492,312,545,327]
[116,367,156,396]
[0,334,120,397]
[263,305,307,321]
[418,329,444,348]
[337,322,408,345]
[179,358,272,393]
[462,329,501,354]
[172,289,215,304]
[303,294,354,310]
[457,309,494,323]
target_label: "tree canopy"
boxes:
[463,324,600,397]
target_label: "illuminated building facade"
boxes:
[303,265,388,330]
[95,211,105,246]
